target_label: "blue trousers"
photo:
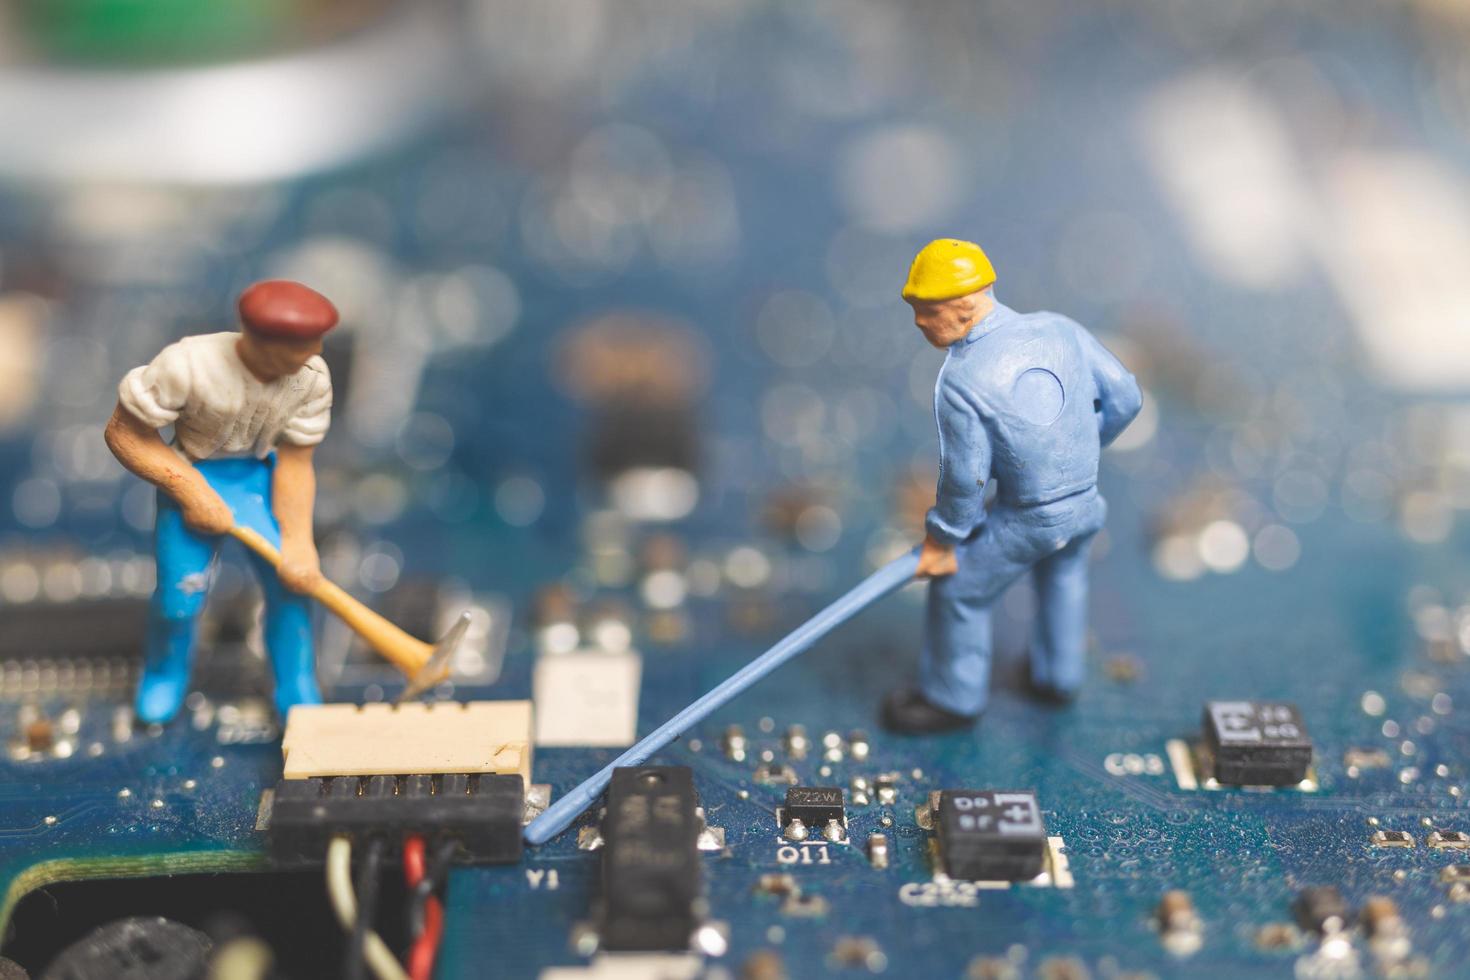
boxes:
[920,488,1107,717]
[139,456,321,724]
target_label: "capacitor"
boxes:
[1156,890,1197,931]
[867,833,889,869]
[722,724,747,762]
[783,725,809,760]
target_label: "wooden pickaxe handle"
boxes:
[228,525,434,678]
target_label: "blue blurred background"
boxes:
[2,0,1470,679]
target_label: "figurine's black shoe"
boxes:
[1024,662,1078,706]
[880,688,979,734]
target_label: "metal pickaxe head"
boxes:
[396,610,474,704]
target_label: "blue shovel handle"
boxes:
[525,548,921,845]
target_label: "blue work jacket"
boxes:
[924,299,1142,547]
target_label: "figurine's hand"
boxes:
[277,537,323,595]
[179,490,235,536]
[915,535,958,578]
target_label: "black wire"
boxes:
[408,839,460,938]
[345,838,385,980]
[427,839,460,888]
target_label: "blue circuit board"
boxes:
[1,2,1469,978]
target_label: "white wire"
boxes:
[325,835,410,980]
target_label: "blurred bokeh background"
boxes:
[4,0,1470,678]
[9,8,1470,975]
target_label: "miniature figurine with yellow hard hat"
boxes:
[885,238,1143,733]
[527,236,1146,842]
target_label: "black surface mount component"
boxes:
[599,765,703,952]
[1202,701,1313,786]
[266,773,523,866]
[935,789,1048,882]
[590,408,699,480]
[784,786,844,827]
[1294,886,1350,933]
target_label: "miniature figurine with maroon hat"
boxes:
[104,280,338,724]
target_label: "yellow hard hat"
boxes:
[901,239,996,303]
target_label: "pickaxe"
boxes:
[228,526,471,701]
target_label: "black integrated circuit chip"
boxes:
[936,789,1047,882]
[1202,701,1313,786]
[600,766,702,951]
[0,597,148,662]
[784,786,844,828]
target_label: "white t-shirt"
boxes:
[118,332,332,461]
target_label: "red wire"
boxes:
[403,835,444,980]
[409,895,444,980]
[403,836,427,889]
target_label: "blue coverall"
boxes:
[139,456,321,724]
[919,300,1141,717]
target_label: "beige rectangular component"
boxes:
[281,700,532,785]
[539,954,702,979]
[1165,738,1198,791]
[534,652,641,747]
